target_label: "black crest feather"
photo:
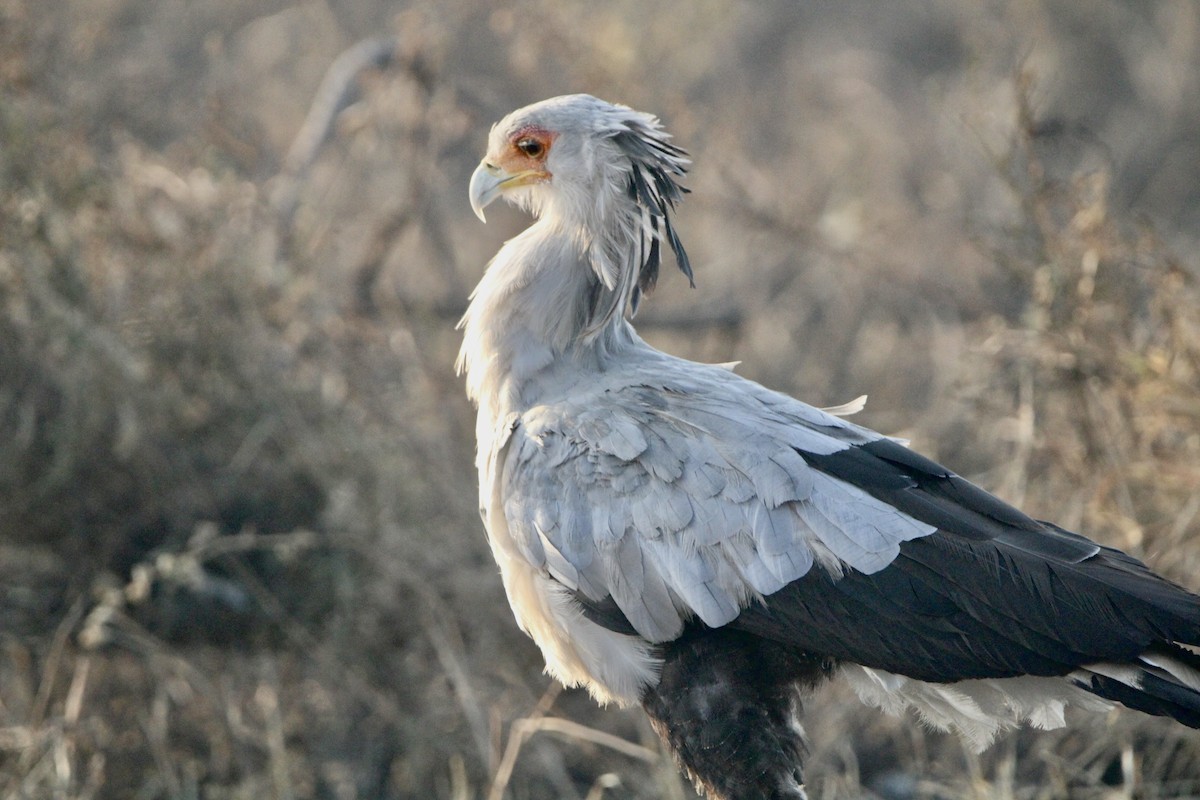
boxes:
[612,123,693,314]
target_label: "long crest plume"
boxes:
[584,115,692,336]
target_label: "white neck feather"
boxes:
[457,209,641,426]
[459,96,691,447]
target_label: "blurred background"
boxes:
[2,0,1200,797]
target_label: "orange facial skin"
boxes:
[494,124,556,183]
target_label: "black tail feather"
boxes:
[1077,660,1200,729]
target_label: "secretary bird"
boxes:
[460,94,1200,799]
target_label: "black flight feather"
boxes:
[723,437,1200,688]
[1077,670,1200,727]
[575,431,1200,702]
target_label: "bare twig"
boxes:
[489,699,657,800]
[420,595,493,771]
[520,716,659,763]
[187,527,323,561]
[256,672,295,800]
[488,684,559,800]
[63,655,89,727]
[274,36,400,232]
[141,683,182,798]
[28,597,85,731]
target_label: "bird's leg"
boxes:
[641,628,830,800]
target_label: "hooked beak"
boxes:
[469,161,504,222]
[468,160,548,222]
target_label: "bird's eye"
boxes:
[516,138,545,158]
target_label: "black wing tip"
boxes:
[1077,668,1200,728]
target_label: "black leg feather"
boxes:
[641,628,831,800]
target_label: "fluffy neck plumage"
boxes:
[457,205,640,423]
[459,108,691,428]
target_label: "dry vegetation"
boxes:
[1,1,1199,798]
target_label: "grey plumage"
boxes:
[498,370,934,641]
[461,94,1200,800]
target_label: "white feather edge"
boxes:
[1139,651,1200,692]
[544,582,660,706]
[822,394,868,417]
[820,395,913,445]
[840,664,1112,752]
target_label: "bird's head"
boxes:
[469,94,693,320]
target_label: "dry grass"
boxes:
[1,1,1199,798]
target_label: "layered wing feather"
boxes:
[496,362,935,642]
[498,357,1200,700]
[744,437,1200,662]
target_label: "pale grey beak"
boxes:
[469,161,505,223]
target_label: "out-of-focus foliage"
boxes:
[1,1,1199,797]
